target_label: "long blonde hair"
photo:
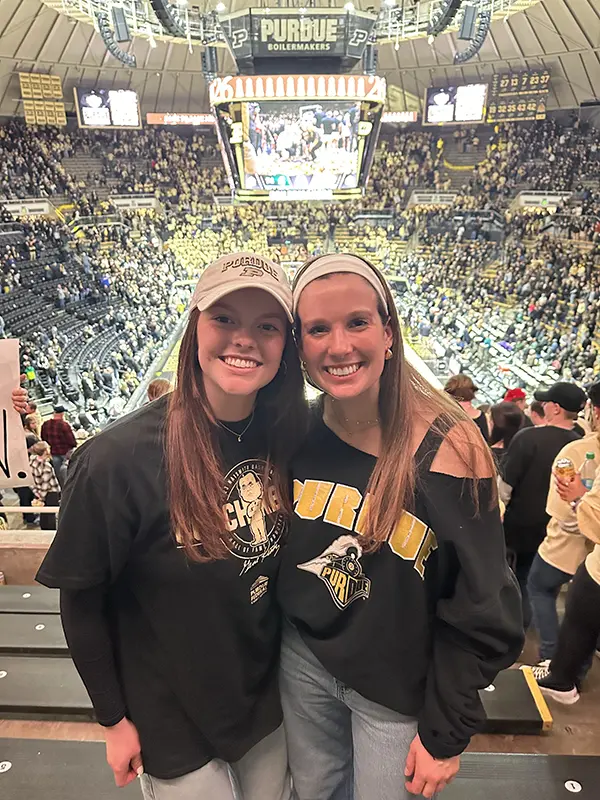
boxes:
[294,254,496,551]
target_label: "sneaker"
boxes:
[537,675,580,705]
[521,660,551,680]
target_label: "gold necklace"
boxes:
[218,409,255,442]
[330,401,380,437]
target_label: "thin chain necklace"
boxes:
[330,400,380,437]
[218,409,255,442]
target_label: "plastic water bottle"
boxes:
[580,452,597,491]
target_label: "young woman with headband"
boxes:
[30,253,306,800]
[278,253,524,800]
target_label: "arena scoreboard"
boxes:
[211,74,386,201]
[423,84,488,126]
[486,70,550,123]
[74,88,141,129]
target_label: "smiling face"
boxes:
[196,288,287,412]
[297,273,392,401]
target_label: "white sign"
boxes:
[0,339,32,488]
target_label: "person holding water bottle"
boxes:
[536,384,600,704]
[526,382,600,673]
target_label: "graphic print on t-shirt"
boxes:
[223,459,286,574]
[298,536,371,609]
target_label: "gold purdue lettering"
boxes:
[323,484,362,531]
[388,511,428,561]
[414,529,437,578]
[295,480,335,520]
[321,567,348,604]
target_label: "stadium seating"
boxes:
[1,115,599,422]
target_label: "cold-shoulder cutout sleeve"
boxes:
[430,420,493,479]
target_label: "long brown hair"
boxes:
[294,254,496,552]
[166,307,307,562]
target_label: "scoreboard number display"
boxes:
[487,70,550,122]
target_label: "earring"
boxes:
[301,361,308,371]
[385,348,393,361]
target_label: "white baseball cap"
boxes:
[190,252,293,323]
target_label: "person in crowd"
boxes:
[504,389,533,428]
[444,373,489,442]
[536,460,600,704]
[279,254,523,800]
[34,254,306,799]
[25,401,42,438]
[147,378,172,402]
[499,382,587,629]
[528,400,546,427]
[41,406,77,489]
[29,441,61,530]
[489,401,525,470]
[14,416,41,525]
[526,381,600,675]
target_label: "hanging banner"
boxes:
[0,339,31,488]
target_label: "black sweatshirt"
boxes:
[36,395,285,779]
[278,416,524,759]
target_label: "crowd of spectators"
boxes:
[396,231,599,404]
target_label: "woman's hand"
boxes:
[12,376,29,415]
[405,733,460,798]
[104,717,144,787]
[554,471,587,504]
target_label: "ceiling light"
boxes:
[384,0,396,6]
[216,2,226,11]
[344,2,355,11]
[299,7,307,13]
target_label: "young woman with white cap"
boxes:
[278,253,524,800]
[33,253,306,800]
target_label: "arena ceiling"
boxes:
[0,0,598,119]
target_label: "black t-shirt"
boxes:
[36,395,285,779]
[473,411,489,443]
[279,417,523,759]
[503,424,582,540]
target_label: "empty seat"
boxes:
[0,738,138,799]
[0,585,59,615]
[0,656,93,720]
[479,667,552,735]
[0,614,67,657]
[444,753,600,800]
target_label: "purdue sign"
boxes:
[259,17,339,52]
[220,8,377,65]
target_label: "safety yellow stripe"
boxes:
[521,666,553,732]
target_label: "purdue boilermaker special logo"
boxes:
[298,536,371,609]
[223,459,285,574]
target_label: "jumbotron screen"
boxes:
[243,100,361,193]
[73,88,141,129]
[423,84,487,125]
[210,74,386,201]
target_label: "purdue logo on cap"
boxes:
[221,255,281,282]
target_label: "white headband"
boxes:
[292,254,389,315]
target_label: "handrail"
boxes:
[1,507,60,513]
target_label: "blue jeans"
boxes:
[280,622,418,800]
[527,554,572,661]
[140,725,293,800]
